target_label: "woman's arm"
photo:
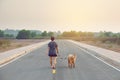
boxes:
[56,47,59,54]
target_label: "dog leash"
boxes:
[58,55,67,60]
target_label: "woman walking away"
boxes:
[48,36,59,69]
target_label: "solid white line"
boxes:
[68,40,120,72]
[79,46,120,72]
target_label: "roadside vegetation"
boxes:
[0,39,10,48]
[59,31,120,52]
[0,29,120,53]
[60,31,120,45]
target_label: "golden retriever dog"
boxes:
[68,54,76,68]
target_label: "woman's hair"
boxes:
[51,36,55,41]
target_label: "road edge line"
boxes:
[68,40,120,72]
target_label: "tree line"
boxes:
[0,29,120,44]
[16,30,56,39]
[0,30,14,38]
[0,29,120,39]
[0,29,59,39]
[62,31,120,44]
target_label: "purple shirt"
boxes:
[48,41,58,57]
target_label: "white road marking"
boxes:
[0,41,49,68]
[0,51,30,68]
[78,46,120,72]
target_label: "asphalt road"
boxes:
[0,40,120,80]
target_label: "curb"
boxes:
[0,51,26,65]
[68,40,120,68]
[0,40,49,66]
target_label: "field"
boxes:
[0,39,45,53]
[80,41,120,53]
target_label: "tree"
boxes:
[16,30,31,39]
[4,34,14,38]
[62,31,79,37]
[48,31,54,37]
[0,30,4,37]
[98,31,114,38]
[41,31,47,37]
[30,32,37,38]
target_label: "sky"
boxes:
[0,0,120,32]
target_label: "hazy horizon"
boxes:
[0,0,120,32]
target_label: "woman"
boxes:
[48,36,59,69]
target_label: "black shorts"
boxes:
[48,53,57,57]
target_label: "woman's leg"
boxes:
[52,57,57,68]
[50,57,52,67]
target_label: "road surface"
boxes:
[0,40,120,80]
